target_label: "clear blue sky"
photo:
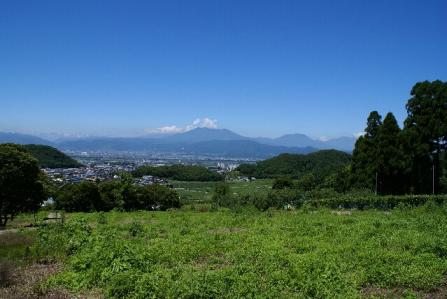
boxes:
[1,0,446,139]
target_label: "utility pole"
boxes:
[375,172,378,195]
[432,162,435,195]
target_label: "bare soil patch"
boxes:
[362,283,447,298]
[0,262,71,299]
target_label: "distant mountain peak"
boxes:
[164,127,247,143]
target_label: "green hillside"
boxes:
[23,144,83,168]
[237,149,351,179]
[133,164,223,181]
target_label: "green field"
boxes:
[3,204,447,298]
[171,179,273,203]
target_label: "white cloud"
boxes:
[353,132,364,139]
[156,125,184,134]
[185,118,218,131]
[145,117,218,134]
[319,136,329,142]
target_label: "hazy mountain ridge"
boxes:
[0,128,356,158]
[0,132,54,146]
[159,128,356,150]
[253,133,355,150]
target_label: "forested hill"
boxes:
[237,150,351,178]
[23,144,83,168]
[132,164,223,181]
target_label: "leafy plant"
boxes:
[128,221,144,237]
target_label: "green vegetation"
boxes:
[171,180,217,203]
[0,144,47,227]
[0,230,36,264]
[133,164,223,181]
[272,177,294,189]
[55,178,181,212]
[207,181,447,212]
[171,179,273,204]
[1,80,447,297]
[237,80,447,196]
[312,194,447,210]
[23,144,82,168]
[7,206,444,298]
[351,80,447,195]
[237,150,351,180]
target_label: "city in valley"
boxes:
[43,151,247,185]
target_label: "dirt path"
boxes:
[0,228,20,235]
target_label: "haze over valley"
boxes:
[0,127,356,159]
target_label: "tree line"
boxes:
[351,80,447,195]
[237,80,446,196]
[0,143,181,227]
[55,176,181,212]
[132,164,223,181]
[0,144,48,226]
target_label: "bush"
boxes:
[129,221,144,237]
[265,189,304,210]
[212,189,306,212]
[137,184,181,211]
[212,182,233,208]
[211,182,447,212]
[311,194,447,210]
[296,173,317,191]
[34,217,92,259]
[250,193,272,211]
[97,212,107,225]
[55,181,102,212]
[272,177,294,190]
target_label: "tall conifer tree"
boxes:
[351,111,382,190]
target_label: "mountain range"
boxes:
[0,128,357,158]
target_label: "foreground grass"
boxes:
[21,205,447,298]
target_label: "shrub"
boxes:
[97,212,107,225]
[212,182,232,208]
[212,185,308,211]
[250,193,272,211]
[272,177,294,190]
[55,181,101,212]
[129,221,144,237]
[35,217,92,257]
[137,184,181,211]
[311,194,447,210]
[266,189,304,209]
[296,173,317,191]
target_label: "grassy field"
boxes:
[171,179,273,203]
[3,204,447,298]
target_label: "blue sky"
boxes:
[1,0,446,139]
